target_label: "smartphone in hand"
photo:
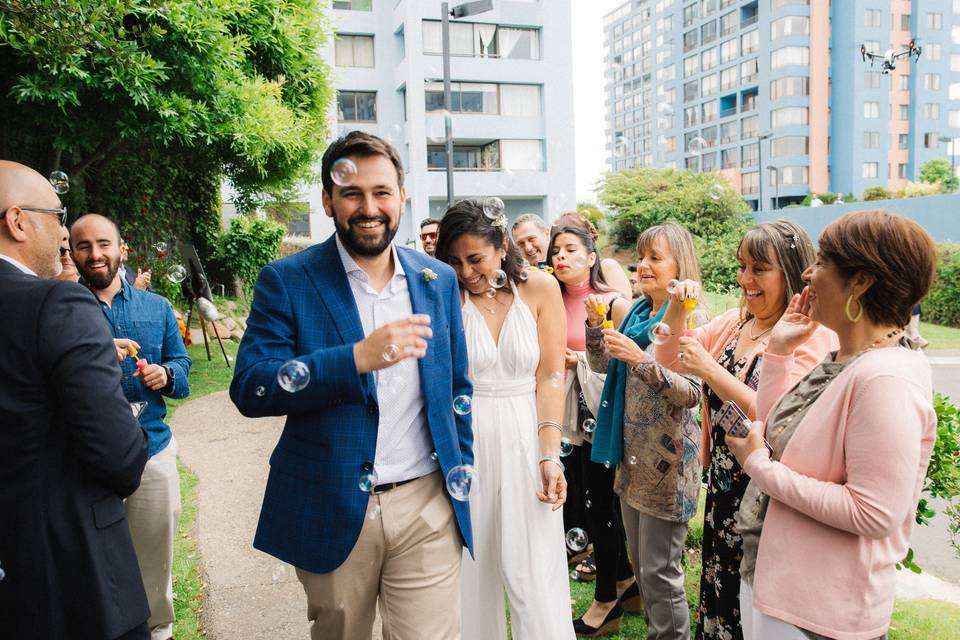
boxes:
[715,400,752,438]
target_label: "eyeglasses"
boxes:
[420,232,438,241]
[0,205,68,227]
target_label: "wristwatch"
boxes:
[162,365,175,394]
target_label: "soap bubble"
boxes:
[369,505,381,520]
[277,360,310,392]
[382,343,401,362]
[255,386,266,397]
[272,563,288,582]
[427,109,451,144]
[667,279,680,295]
[445,464,477,501]
[565,527,589,552]
[657,101,674,116]
[330,158,358,186]
[691,308,711,328]
[430,451,439,461]
[49,170,69,195]
[482,196,504,220]
[359,468,379,492]
[488,269,508,288]
[601,400,609,408]
[154,242,167,254]
[560,437,573,457]
[687,136,707,155]
[484,287,497,299]
[548,371,565,387]
[570,569,579,580]
[582,418,596,433]
[708,183,725,201]
[628,455,637,465]
[453,395,472,415]
[648,321,672,346]
[166,265,188,283]
[585,499,593,508]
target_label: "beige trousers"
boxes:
[296,472,462,640]
[125,436,181,640]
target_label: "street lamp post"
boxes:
[442,0,494,208]
[757,132,773,211]
[767,165,779,209]
[939,135,956,192]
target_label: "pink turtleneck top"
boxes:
[562,278,616,351]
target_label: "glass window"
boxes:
[925,103,941,120]
[337,91,377,121]
[741,115,759,139]
[951,110,960,128]
[685,80,700,102]
[900,104,910,120]
[720,12,737,36]
[771,0,809,7]
[771,136,809,156]
[862,162,878,178]
[501,84,541,116]
[333,0,372,9]
[864,71,880,89]
[335,34,375,67]
[684,54,699,78]
[702,47,718,71]
[899,163,908,179]
[864,9,881,28]
[422,22,539,59]
[771,106,808,127]
[953,25,960,45]
[702,100,719,122]
[702,21,718,44]
[721,66,738,90]
[863,131,880,148]
[742,171,759,194]
[701,151,718,172]
[501,139,544,170]
[427,142,500,170]
[500,27,540,59]
[742,142,759,166]
[863,102,880,118]
[928,43,942,61]
[924,132,940,149]
[425,82,498,113]
[701,0,718,16]
[925,74,942,91]
[862,40,881,54]
[742,90,758,112]
[771,46,809,69]
[771,16,809,39]
[899,74,910,90]
[741,30,759,55]
[720,38,738,63]
[721,147,738,168]
[770,76,810,99]
[721,121,738,143]
[774,166,808,185]
[684,29,699,52]
[951,82,960,100]
[901,14,911,30]
[741,58,759,83]
[683,3,699,27]
[929,13,943,30]
[899,133,909,149]
[702,73,719,97]
[685,105,700,127]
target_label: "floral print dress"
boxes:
[696,328,762,640]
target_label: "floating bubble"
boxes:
[453,395,473,415]
[708,183,725,201]
[484,287,497,299]
[430,451,439,461]
[277,360,310,393]
[445,464,477,501]
[601,400,609,408]
[255,386,266,397]
[582,418,596,433]
[426,109,451,144]
[49,170,69,195]
[482,197,504,220]
[585,499,593,508]
[166,265,188,283]
[359,468,379,492]
[606,520,613,527]
[560,437,574,457]
[548,371,565,388]
[570,569,579,580]
[648,321,672,346]
[368,504,381,520]
[488,268,508,288]
[657,101,674,116]
[604,461,611,468]
[382,343,401,362]
[667,279,680,295]
[330,158,358,186]
[154,242,167,253]
[272,563,288,582]
[691,308,711,328]
[628,455,637,465]
[687,136,707,156]
[565,527,589,552]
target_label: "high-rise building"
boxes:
[307,0,576,245]
[604,0,960,210]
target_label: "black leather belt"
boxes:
[371,476,420,495]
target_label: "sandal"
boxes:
[575,553,597,582]
[619,580,643,614]
[567,542,593,568]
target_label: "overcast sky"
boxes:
[571,0,625,204]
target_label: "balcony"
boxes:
[741,14,758,28]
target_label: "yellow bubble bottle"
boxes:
[596,302,614,329]
[683,296,699,333]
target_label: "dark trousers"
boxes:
[116,621,150,640]
[562,443,588,543]
[582,440,634,602]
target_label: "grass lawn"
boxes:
[170,340,240,640]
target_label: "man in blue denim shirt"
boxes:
[71,214,191,640]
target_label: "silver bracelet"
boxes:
[539,455,565,471]
[537,421,562,434]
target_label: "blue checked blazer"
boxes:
[229,235,474,573]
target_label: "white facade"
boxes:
[308,0,577,249]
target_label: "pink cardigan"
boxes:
[745,347,936,640]
[655,308,836,465]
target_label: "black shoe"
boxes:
[573,602,624,637]
[619,580,643,614]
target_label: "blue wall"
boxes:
[753,193,960,243]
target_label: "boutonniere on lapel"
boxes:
[421,267,438,283]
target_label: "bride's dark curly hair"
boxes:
[434,199,528,286]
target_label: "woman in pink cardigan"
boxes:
[656,220,836,640]
[727,210,938,640]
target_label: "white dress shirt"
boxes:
[335,235,438,484]
[0,254,38,276]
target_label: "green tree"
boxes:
[575,202,605,231]
[919,158,958,192]
[0,0,334,212]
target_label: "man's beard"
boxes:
[78,255,121,290]
[334,210,399,257]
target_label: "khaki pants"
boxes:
[125,436,181,640]
[296,472,462,640]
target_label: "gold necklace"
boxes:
[866,327,903,350]
[748,317,775,341]
[472,291,505,315]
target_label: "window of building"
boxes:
[951,82,960,100]
[864,9,881,28]
[900,14,911,31]
[685,105,700,127]
[863,131,880,148]
[771,0,809,8]
[664,136,677,152]
[863,102,880,118]
[770,76,809,99]
[955,0,960,15]
[741,115,759,139]
[721,121,738,143]
[924,132,940,149]
[422,21,540,59]
[899,74,910,90]
[862,162,879,178]
[702,0,718,16]
[862,41,880,54]
[720,38,738,62]
[683,3,699,27]
[925,103,941,120]
[925,74,942,91]
[684,54,699,78]
[742,89,758,112]
[427,141,501,170]
[771,15,809,39]
[501,139,544,170]
[337,91,377,121]
[702,100,719,122]
[771,135,809,156]
[335,34,375,67]
[721,147,738,168]
[928,13,943,30]
[741,30,759,55]
[684,80,700,102]
[864,71,880,89]
[951,110,960,128]
[333,0,372,9]
[741,58,759,83]
[773,166,808,186]
[742,170,759,194]
[702,151,718,172]
[899,163,908,179]
[425,82,499,113]
[900,104,910,120]
[771,46,809,69]
[928,43,942,61]
[899,133,909,149]
[720,11,737,36]
[702,74,719,97]
[771,106,808,127]
[953,25,960,45]
[721,66,738,90]
[685,156,700,172]
[702,21,718,44]
[683,28,699,52]
[702,47,718,70]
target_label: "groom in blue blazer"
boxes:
[230,131,473,639]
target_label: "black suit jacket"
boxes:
[0,259,150,639]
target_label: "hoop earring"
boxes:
[845,295,864,323]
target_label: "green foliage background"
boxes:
[919,158,959,193]
[924,243,960,328]
[213,216,285,298]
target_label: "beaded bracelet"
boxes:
[539,455,565,471]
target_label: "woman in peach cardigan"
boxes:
[655,220,836,640]
[728,210,938,640]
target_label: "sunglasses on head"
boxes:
[0,205,68,227]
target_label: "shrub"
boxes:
[213,216,286,298]
[924,243,960,327]
[694,230,743,292]
[863,186,893,201]
[904,180,943,198]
